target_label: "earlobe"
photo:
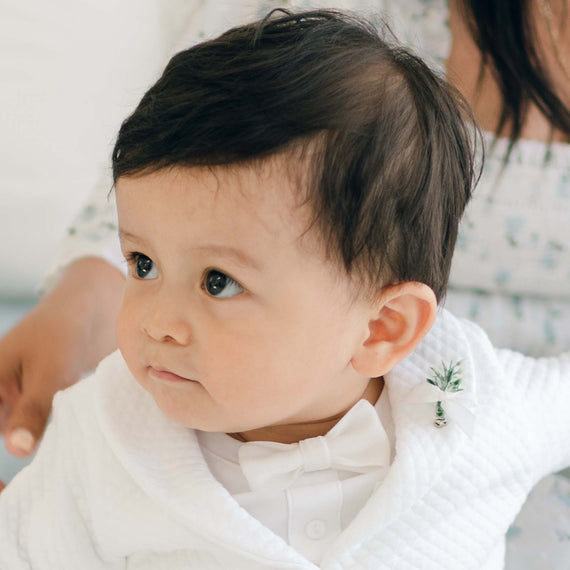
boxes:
[351,282,437,378]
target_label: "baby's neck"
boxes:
[229,377,384,444]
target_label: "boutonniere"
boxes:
[426,360,463,427]
[404,359,476,437]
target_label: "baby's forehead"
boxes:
[115,142,330,265]
[192,149,318,228]
[116,156,315,235]
[223,145,315,200]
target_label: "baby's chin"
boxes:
[146,393,254,435]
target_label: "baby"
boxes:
[1,9,570,570]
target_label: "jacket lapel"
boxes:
[323,309,479,564]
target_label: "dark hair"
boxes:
[460,0,570,145]
[112,9,479,301]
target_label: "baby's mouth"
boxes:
[147,365,198,384]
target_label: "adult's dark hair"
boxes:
[113,9,478,301]
[460,0,570,145]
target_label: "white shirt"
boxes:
[198,392,395,564]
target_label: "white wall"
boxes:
[0,0,197,297]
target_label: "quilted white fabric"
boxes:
[1,309,569,569]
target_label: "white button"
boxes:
[305,519,327,540]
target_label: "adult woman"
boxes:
[444,0,570,355]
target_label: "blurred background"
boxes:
[0,0,197,299]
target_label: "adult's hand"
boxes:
[0,257,124,460]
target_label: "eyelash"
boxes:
[124,251,139,264]
[124,251,144,271]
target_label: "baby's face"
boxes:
[115,160,373,440]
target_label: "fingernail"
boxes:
[9,429,35,454]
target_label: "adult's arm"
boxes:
[0,257,124,461]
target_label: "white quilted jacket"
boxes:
[1,310,569,569]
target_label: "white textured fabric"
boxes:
[1,310,570,569]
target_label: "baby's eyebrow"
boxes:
[196,245,262,271]
[118,229,137,240]
[119,228,142,241]
[118,229,151,247]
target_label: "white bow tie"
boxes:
[238,400,391,492]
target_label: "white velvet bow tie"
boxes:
[238,400,391,492]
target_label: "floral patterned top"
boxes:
[46,0,570,357]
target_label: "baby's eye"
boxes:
[133,254,158,280]
[203,269,244,298]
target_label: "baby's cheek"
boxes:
[115,303,147,392]
[115,301,136,356]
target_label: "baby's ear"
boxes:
[351,282,437,378]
